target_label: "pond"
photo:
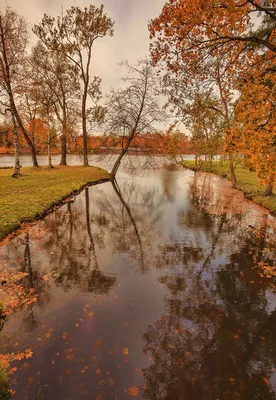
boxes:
[0,165,276,400]
[0,154,198,168]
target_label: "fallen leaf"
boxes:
[125,385,139,396]
[123,348,129,355]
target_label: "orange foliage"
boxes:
[0,266,37,382]
[229,70,276,187]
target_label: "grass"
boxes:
[179,160,276,214]
[0,165,110,240]
[0,364,9,400]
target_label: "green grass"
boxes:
[180,160,276,214]
[0,166,110,240]
[0,364,9,400]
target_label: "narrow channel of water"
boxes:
[0,166,275,399]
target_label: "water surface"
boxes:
[0,167,276,400]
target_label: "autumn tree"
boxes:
[0,7,38,168]
[230,69,276,195]
[149,0,276,74]
[104,59,165,177]
[149,0,276,186]
[33,5,114,166]
[185,91,225,166]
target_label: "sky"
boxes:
[1,0,166,96]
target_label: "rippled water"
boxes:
[0,167,276,400]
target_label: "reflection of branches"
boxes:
[111,179,145,271]
[142,212,276,400]
[85,188,99,270]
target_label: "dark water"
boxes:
[0,167,276,400]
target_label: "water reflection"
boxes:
[0,168,275,399]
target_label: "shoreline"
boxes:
[179,160,276,215]
[0,166,110,244]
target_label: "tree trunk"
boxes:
[12,100,39,167]
[264,183,273,196]
[60,135,67,165]
[229,155,237,187]
[48,140,53,169]
[11,112,21,178]
[111,148,127,178]
[195,154,198,167]
[82,87,89,166]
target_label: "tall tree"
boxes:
[33,5,114,166]
[104,59,165,177]
[0,7,38,167]
[30,41,80,165]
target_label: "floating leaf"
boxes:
[125,385,139,396]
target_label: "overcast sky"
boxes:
[1,0,166,95]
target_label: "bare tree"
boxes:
[104,59,165,177]
[33,5,114,166]
[0,7,38,167]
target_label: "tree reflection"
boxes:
[141,176,276,400]
[43,187,117,295]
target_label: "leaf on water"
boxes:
[96,395,103,400]
[123,348,129,355]
[92,340,102,351]
[43,274,51,282]
[45,329,53,338]
[65,369,72,375]
[25,349,33,359]
[96,368,101,376]
[62,333,68,340]
[80,366,89,373]
[125,385,139,396]
[263,377,270,386]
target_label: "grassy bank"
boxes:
[180,160,276,214]
[0,166,110,240]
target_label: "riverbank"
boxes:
[0,166,110,241]
[179,160,276,214]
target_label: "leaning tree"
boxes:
[104,59,165,177]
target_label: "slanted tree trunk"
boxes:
[0,18,38,168]
[111,147,128,178]
[60,134,67,165]
[11,111,21,178]
[264,182,273,196]
[12,99,38,167]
